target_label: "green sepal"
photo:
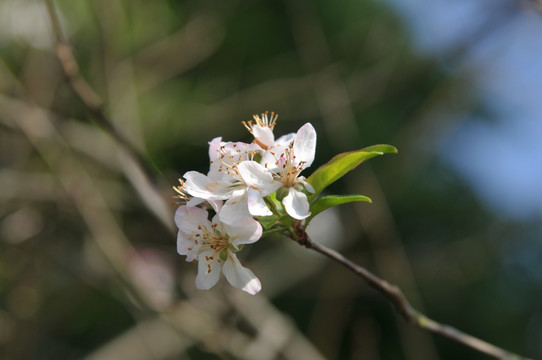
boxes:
[219,249,228,261]
[229,244,243,252]
[276,186,289,201]
[306,194,372,224]
[257,215,279,230]
[306,144,397,201]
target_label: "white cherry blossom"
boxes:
[175,205,262,294]
[183,140,280,224]
[262,123,317,220]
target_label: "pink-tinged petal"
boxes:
[252,126,275,147]
[208,137,224,161]
[183,171,232,199]
[226,217,263,247]
[293,123,316,168]
[195,251,222,290]
[207,199,223,213]
[219,196,251,224]
[222,253,261,295]
[176,231,191,256]
[283,187,311,220]
[246,188,272,217]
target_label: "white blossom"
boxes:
[175,205,262,294]
[183,140,280,224]
[174,112,321,294]
[261,123,317,219]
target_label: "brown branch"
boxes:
[296,235,531,360]
[43,0,155,180]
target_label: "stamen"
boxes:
[187,221,230,256]
[215,145,242,178]
[173,179,191,203]
[242,111,278,134]
[273,146,306,188]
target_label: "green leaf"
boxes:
[307,194,372,223]
[306,144,397,201]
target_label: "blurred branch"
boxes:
[1,94,150,310]
[293,235,531,360]
[226,289,326,360]
[129,14,223,94]
[1,95,220,359]
[43,0,152,178]
[42,0,174,232]
[83,301,222,360]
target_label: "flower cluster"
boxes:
[175,112,317,294]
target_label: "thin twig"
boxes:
[294,235,531,360]
[43,0,155,180]
[43,0,175,232]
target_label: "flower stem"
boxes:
[262,228,284,238]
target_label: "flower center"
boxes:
[274,146,306,188]
[191,223,229,255]
[210,144,255,181]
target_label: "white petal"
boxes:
[252,126,275,147]
[246,188,272,217]
[195,251,222,290]
[176,231,192,256]
[174,205,187,228]
[293,123,317,168]
[260,151,279,171]
[237,161,274,189]
[183,171,232,199]
[274,132,295,146]
[208,137,224,160]
[222,253,261,295]
[176,207,210,262]
[207,199,223,213]
[283,187,311,220]
[302,180,315,194]
[207,137,224,179]
[219,195,251,224]
[178,206,210,233]
[185,197,205,207]
[226,217,263,247]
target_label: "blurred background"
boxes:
[1,0,541,359]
